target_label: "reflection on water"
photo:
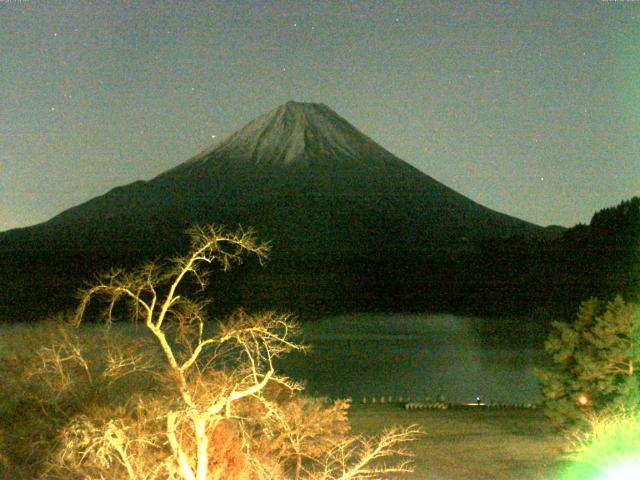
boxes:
[277,314,546,404]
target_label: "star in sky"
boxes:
[1,0,638,231]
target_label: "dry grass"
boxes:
[348,403,568,480]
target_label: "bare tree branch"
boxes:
[63,225,419,480]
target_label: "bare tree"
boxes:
[313,425,422,480]
[63,225,420,480]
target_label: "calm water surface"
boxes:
[278,314,546,404]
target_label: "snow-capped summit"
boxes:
[158,101,409,187]
[218,101,364,166]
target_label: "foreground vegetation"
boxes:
[536,296,640,428]
[535,295,640,478]
[0,318,567,480]
[2,218,638,478]
[1,226,420,479]
[349,403,566,480]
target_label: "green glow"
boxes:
[602,460,640,480]
[558,411,640,480]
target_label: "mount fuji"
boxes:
[0,101,556,319]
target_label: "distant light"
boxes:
[578,394,589,407]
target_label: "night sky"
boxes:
[2,0,639,232]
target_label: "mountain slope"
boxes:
[0,101,559,320]
[1,102,548,258]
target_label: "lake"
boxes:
[278,313,548,404]
[0,313,548,405]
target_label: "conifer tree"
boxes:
[536,296,640,428]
